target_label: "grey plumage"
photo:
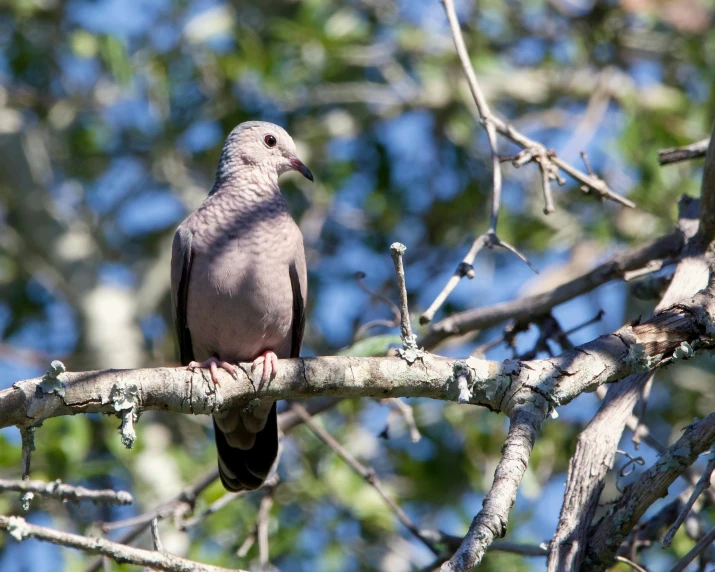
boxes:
[171,121,310,491]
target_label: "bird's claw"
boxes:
[251,351,279,383]
[188,357,237,386]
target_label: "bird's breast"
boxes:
[186,227,297,364]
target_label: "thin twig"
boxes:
[663,453,715,548]
[0,479,133,505]
[419,234,487,325]
[390,243,425,363]
[290,403,442,555]
[581,151,596,177]
[381,398,422,443]
[236,527,257,558]
[419,232,538,325]
[150,518,164,553]
[180,492,242,530]
[658,138,710,166]
[615,555,648,572]
[0,515,240,572]
[354,272,402,339]
[439,0,633,211]
[669,526,715,572]
[257,485,276,568]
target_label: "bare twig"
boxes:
[180,491,242,530]
[150,518,164,553]
[257,484,276,568]
[236,528,256,558]
[381,398,421,443]
[354,271,401,339]
[290,403,442,555]
[0,479,133,505]
[420,234,487,325]
[390,243,415,345]
[0,515,240,572]
[421,207,691,349]
[439,0,634,211]
[391,243,425,363]
[658,138,709,166]
[669,526,715,572]
[663,453,715,548]
[614,555,648,572]
[419,232,537,325]
[424,2,634,331]
[424,0,577,325]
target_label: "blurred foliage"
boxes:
[0,0,714,570]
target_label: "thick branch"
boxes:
[546,372,652,572]
[548,193,707,571]
[0,515,240,572]
[2,285,715,430]
[441,408,542,570]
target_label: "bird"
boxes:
[170,121,311,491]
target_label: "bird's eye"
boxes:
[264,134,277,148]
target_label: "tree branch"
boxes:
[0,515,241,572]
[0,479,133,506]
[547,192,707,571]
[441,408,542,570]
[658,138,710,165]
[420,214,691,350]
[585,413,715,570]
[2,281,715,431]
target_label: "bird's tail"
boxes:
[213,402,278,492]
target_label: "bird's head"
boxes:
[216,121,313,183]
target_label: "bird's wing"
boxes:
[289,260,306,358]
[170,225,194,365]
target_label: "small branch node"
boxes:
[109,379,139,449]
[457,261,475,279]
[120,409,137,450]
[453,361,472,404]
[7,516,29,542]
[38,359,66,397]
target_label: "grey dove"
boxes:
[171,121,311,491]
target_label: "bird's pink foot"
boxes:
[188,357,236,386]
[251,350,279,383]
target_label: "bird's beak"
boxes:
[289,157,314,182]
